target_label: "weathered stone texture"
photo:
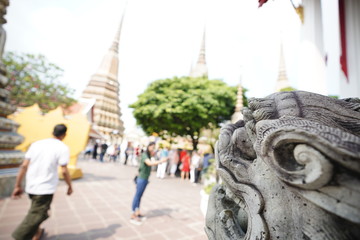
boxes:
[206,91,360,240]
[0,0,25,198]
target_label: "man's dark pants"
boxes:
[12,194,53,240]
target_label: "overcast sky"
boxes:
[5,0,302,132]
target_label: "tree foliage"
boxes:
[130,76,237,149]
[3,52,76,112]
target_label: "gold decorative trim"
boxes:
[295,5,304,24]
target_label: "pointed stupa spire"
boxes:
[231,73,244,123]
[81,4,127,141]
[96,2,127,80]
[110,3,127,53]
[275,41,291,92]
[188,61,194,77]
[190,27,208,78]
[234,83,244,113]
[197,30,206,65]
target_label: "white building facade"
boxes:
[301,0,359,98]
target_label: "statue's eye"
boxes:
[232,128,256,160]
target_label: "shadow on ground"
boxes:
[44,224,121,240]
[146,208,177,219]
[75,172,118,182]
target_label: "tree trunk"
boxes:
[209,142,215,154]
[191,135,199,150]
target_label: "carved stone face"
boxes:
[205,91,360,240]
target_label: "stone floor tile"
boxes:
[0,224,15,236]
[141,232,167,240]
[0,235,12,240]
[83,221,106,230]
[0,159,208,239]
[162,229,187,239]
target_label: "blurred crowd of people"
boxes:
[155,146,214,185]
[82,140,214,184]
[83,140,121,163]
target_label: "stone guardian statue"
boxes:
[206,91,360,240]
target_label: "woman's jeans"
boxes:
[132,177,148,212]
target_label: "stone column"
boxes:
[0,0,25,198]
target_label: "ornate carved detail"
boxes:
[0,101,17,116]
[205,184,267,240]
[0,0,25,197]
[0,117,19,131]
[0,132,24,149]
[0,150,24,168]
[206,91,360,239]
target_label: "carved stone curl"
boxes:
[205,91,360,240]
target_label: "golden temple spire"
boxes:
[275,41,291,92]
[231,73,244,123]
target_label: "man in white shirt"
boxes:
[11,124,73,240]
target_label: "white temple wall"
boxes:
[298,0,327,95]
[301,0,359,98]
[321,0,341,96]
[340,0,360,98]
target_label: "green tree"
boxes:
[130,76,237,150]
[3,52,75,112]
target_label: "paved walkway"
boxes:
[0,159,208,240]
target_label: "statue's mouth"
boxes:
[205,184,248,240]
[204,153,252,240]
[205,150,268,240]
